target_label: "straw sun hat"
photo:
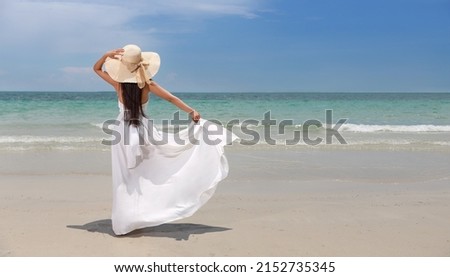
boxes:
[104,44,160,89]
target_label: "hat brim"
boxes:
[104,52,160,83]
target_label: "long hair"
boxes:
[121,82,147,127]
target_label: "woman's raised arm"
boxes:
[93,49,124,89]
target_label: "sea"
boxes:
[0,91,449,152]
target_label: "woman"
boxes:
[93,44,237,235]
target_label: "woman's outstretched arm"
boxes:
[148,81,201,122]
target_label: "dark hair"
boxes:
[121,82,147,127]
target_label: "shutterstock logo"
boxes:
[101,110,348,146]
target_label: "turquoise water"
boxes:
[0,91,449,151]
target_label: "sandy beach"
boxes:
[1,145,449,257]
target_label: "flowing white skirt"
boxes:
[111,101,238,235]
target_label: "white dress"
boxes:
[111,100,238,235]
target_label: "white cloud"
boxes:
[0,0,269,91]
[0,1,148,54]
[43,0,264,18]
[0,0,265,54]
[137,0,263,19]
[61,66,92,74]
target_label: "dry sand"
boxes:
[1,146,449,256]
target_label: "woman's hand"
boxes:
[105,48,124,59]
[190,110,201,123]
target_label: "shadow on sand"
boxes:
[67,219,231,241]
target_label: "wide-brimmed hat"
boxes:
[104,44,160,89]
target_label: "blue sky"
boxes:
[0,0,449,92]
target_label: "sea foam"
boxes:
[341,124,450,133]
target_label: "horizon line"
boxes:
[1,90,450,94]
